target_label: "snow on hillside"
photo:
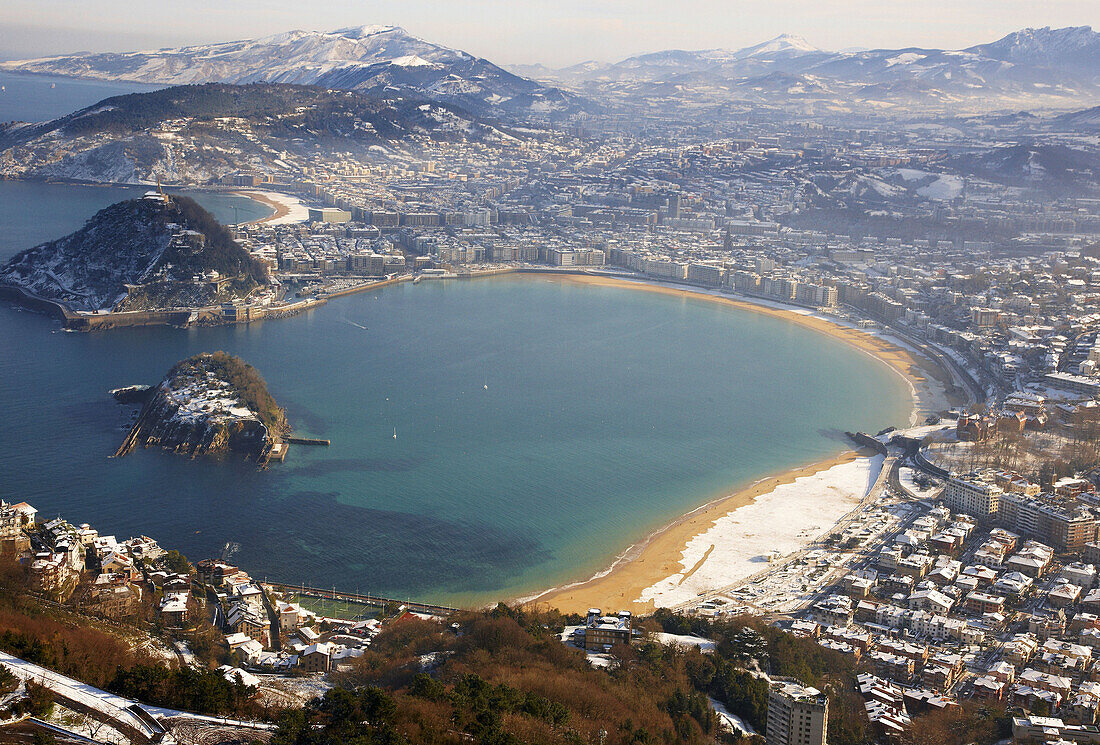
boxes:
[0,26,580,119]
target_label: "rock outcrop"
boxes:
[117,352,287,459]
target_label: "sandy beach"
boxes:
[522,272,956,615]
[524,449,871,614]
[232,190,310,225]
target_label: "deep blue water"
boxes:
[0,71,162,123]
[0,184,913,606]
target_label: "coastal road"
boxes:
[878,319,982,408]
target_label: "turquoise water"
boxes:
[0,71,162,123]
[0,185,913,607]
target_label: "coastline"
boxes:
[520,449,870,614]
[549,273,955,423]
[518,272,952,615]
[230,190,310,225]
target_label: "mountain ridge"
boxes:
[519,26,1100,116]
[0,83,520,184]
[0,26,586,121]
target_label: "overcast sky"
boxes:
[1,0,1097,66]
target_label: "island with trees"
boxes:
[115,352,289,460]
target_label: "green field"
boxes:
[290,594,380,621]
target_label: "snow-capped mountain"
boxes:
[0,26,586,121]
[527,26,1100,116]
[967,25,1100,68]
[1053,104,1100,131]
[730,34,821,59]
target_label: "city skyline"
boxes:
[1,0,1098,66]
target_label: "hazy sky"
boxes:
[1,0,1097,66]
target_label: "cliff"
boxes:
[117,352,288,459]
[0,194,268,313]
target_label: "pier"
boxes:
[264,581,459,616]
[286,436,330,446]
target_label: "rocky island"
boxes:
[0,191,270,318]
[116,352,289,461]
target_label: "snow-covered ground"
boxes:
[897,466,942,499]
[639,455,884,608]
[242,190,309,225]
[710,696,756,735]
[651,632,716,652]
[166,370,258,426]
[917,175,964,200]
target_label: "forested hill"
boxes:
[0,194,268,312]
[0,84,521,184]
[1,83,499,146]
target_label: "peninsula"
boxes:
[116,352,289,460]
[0,190,270,316]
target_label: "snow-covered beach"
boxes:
[638,455,883,608]
[235,190,310,225]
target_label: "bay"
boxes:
[0,183,912,607]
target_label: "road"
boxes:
[0,650,171,744]
[0,651,277,743]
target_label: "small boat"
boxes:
[483,383,488,390]
[392,427,397,440]
[50,83,55,88]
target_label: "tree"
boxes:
[163,549,193,575]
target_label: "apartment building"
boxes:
[766,679,829,745]
[943,473,1002,517]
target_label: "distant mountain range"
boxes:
[518,26,1100,117]
[4,25,1100,121]
[0,26,585,121]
